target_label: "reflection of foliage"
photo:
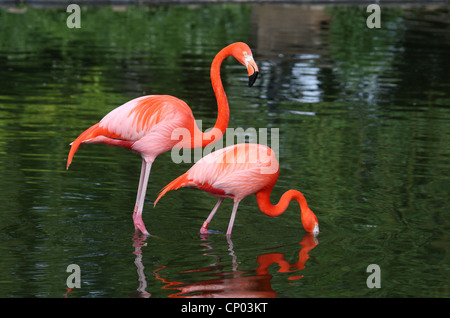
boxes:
[325,6,405,105]
[0,5,251,53]
[301,5,450,241]
[0,4,253,130]
[0,5,251,86]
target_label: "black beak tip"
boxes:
[248,71,259,87]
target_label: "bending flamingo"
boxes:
[154,143,319,236]
[66,42,259,235]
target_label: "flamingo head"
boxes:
[230,42,259,87]
[302,208,320,236]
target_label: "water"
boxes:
[0,3,448,298]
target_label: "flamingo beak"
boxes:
[249,70,259,87]
[245,55,259,87]
[312,223,319,236]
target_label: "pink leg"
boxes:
[200,198,224,234]
[133,159,152,235]
[134,160,146,209]
[226,200,240,236]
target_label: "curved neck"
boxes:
[198,46,231,147]
[256,188,309,217]
[256,187,317,232]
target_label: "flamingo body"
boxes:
[66,43,259,235]
[155,143,319,236]
[156,143,278,200]
[67,95,195,166]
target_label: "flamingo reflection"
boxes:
[132,233,151,297]
[132,233,318,298]
[256,233,318,281]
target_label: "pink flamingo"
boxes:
[66,43,259,235]
[154,143,319,236]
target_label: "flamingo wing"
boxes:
[67,95,194,168]
[99,95,192,141]
[155,143,279,203]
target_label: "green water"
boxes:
[0,3,448,298]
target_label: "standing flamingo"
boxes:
[154,143,319,236]
[66,42,259,235]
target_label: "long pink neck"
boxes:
[198,46,231,147]
[256,188,309,217]
[256,187,317,232]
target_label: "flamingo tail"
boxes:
[154,174,190,206]
[66,123,102,170]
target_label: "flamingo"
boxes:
[66,42,259,235]
[154,143,319,236]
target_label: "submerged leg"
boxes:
[226,200,240,236]
[200,198,224,234]
[133,159,152,235]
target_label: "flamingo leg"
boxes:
[226,200,240,236]
[133,159,152,235]
[200,198,224,234]
[135,159,147,207]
